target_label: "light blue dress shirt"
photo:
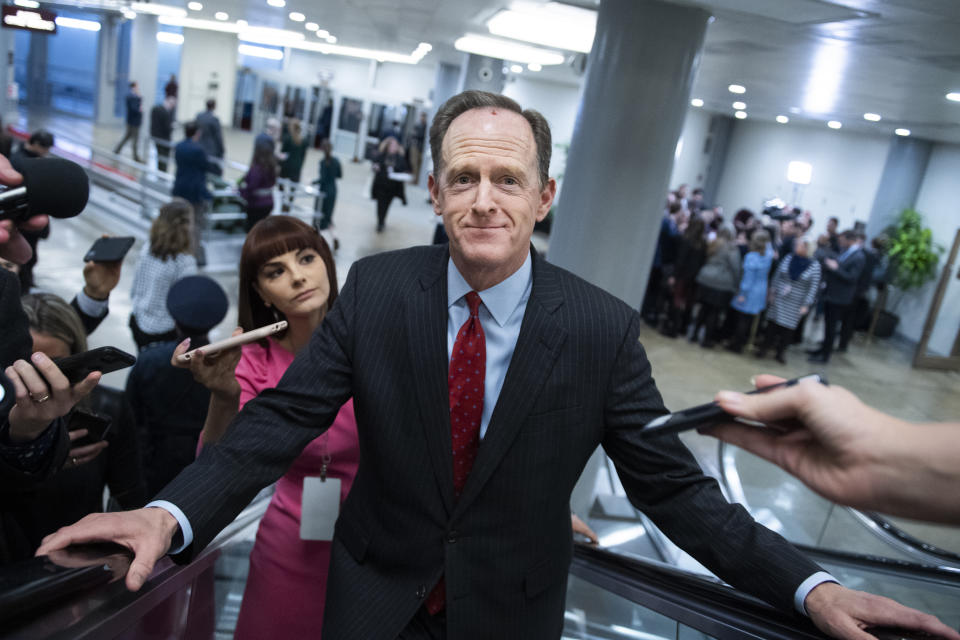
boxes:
[151,251,834,612]
[447,253,532,439]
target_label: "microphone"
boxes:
[0,157,90,223]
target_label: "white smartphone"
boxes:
[176,321,288,364]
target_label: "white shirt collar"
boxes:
[447,252,533,327]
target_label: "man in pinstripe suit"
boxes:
[39,92,954,640]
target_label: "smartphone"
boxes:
[640,374,826,438]
[53,346,136,384]
[176,321,288,364]
[67,409,112,447]
[83,236,135,263]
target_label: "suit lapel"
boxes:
[453,250,567,519]
[406,247,455,515]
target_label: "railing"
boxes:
[1,488,272,640]
[717,441,960,570]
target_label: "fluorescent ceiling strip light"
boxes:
[157,31,184,44]
[486,1,595,54]
[454,33,565,66]
[267,0,285,6]
[160,15,428,64]
[13,0,40,8]
[894,128,910,136]
[239,43,284,60]
[55,16,101,31]
[130,2,186,18]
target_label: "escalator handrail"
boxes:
[571,544,828,640]
[4,487,274,640]
[718,441,960,569]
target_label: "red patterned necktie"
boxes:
[426,291,486,615]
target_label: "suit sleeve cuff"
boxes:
[146,500,193,554]
[76,289,109,317]
[794,571,839,615]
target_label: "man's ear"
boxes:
[428,173,443,216]
[536,178,557,222]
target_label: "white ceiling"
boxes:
[61,0,960,143]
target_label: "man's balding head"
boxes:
[429,91,552,189]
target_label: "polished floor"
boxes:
[16,110,960,638]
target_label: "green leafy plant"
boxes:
[885,208,942,292]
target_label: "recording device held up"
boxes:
[0,157,90,223]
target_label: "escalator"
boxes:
[4,443,960,639]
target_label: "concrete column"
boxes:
[129,14,159,111]
[458,53,505,94]
[95,15,120,124]
[548,0,711,307]
[26,30,48,109]
[866,136,933,239]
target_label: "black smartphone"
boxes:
[640,374,826,438]
[52,346,136,384]
[67,409,112,447]
[83,236,135,263]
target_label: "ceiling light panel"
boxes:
[486,1,596,54]
[690,98,703,107]
[289,12,305,22]
[130,3,186,18]
[728,84,746,94]
[776,115,789,123]
[734,111,747,119]
[455,34,565,66]
[214,12,228,20]
[187,2,202,10]
[267,0,286,6]
[732,101,746,109]
[863,112,881,121]
[895,128,910,136]
[827,120,842,129]
[946,92,960,102]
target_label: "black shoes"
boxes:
[807,353,829,363]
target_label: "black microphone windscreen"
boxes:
[20,157,90,219]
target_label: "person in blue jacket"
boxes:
[172,121,212,266]
[726,229,773,353]
[114,81,143,163]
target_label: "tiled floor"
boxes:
[18,109,960,637]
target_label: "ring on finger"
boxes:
[35,393,51,404]
[72,457,79,466]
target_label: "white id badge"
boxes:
[300,476,341,541]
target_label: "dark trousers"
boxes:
[129,314,177,351]
[839,301,858,350]
[189,201,209,267]
[727,309,756,351]
[822,302,853,359]
[760,321,793,359]
[245,204,273,232]
[641,266,663,322]
[396,606,446,639]
[155,139,171,172]
[376,195,396,227]
[317,190,336,230]
[114,125,141,161]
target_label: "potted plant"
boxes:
[875,208,943,337]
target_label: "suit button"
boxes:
[447,530,458,544]
[416,585,427,599]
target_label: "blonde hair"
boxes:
[150,199,193,260]
[288,119,303,146]
[21,292,88,355]
[749,230,770,254]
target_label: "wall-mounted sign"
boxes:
[1,5,57,34]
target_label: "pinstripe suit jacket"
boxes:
[156,244,821,639]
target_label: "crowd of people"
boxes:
[642,184,888,365]
[1,90,958,640]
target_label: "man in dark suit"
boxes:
[150,96,176,173]
[195,99,225,176]
[38,92,951,639]
[172,121,212,267]
[809,230,866,363]
[114,81,143,163]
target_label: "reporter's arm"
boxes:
[170,333,242,445]
[708,375,960,524]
